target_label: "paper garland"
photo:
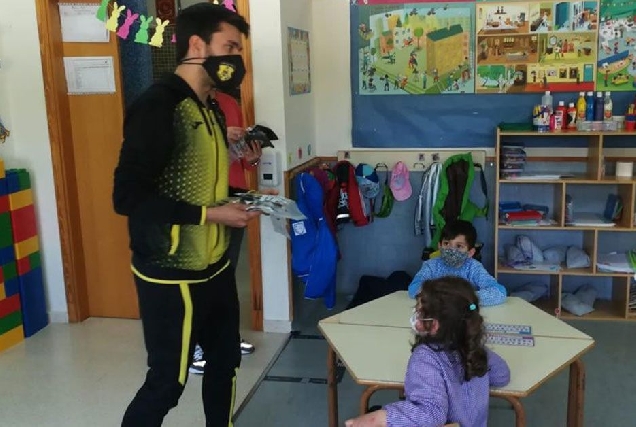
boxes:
[95,0,236,48]
[0,118,10,144]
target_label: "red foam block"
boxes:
[10,204,37,243]
[0,294,20,318]
[16,257,31,276]
[0,196,8,214]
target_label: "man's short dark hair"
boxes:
[175,3,250,62]
[440,220,477,249]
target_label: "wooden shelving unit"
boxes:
[494,129,636,321]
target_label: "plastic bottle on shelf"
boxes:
[567,102,577,130]
[585,91,595,121]
[576,91,586,121]
[541,90,553,114]
[594,91,604,121]
[604,91,613,122]
[554,101,567,130]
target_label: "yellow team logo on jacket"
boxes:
[217,63,235,82]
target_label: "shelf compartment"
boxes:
[564,183,634,229]
[498,183,563,227]
[559,276,629,321]
[498,264,594,276]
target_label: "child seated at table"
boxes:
[408,220,507,306]
[345,276,511,427]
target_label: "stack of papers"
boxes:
[566,212,615,227]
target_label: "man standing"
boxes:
[113,4,256,426]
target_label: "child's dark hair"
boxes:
[440,220,477,249]
[175,4,250,62]
[413,276,487,381]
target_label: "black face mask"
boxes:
[199,55,246,90]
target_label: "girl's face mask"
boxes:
[410,309,434,335]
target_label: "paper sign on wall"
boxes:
[63,56,116,95]
[59,3,109,43]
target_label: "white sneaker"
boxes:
[240,339,255,355]
[189,360,205,375]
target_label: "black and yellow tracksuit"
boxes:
[113,74,240,427]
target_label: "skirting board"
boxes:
[49,311,69,323]
[263,319,292,333]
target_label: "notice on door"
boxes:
[59,3,109,43]
[63,56,116,95]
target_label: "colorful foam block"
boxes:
[2,262,16,281]
[14,236,38,260]
[0,212,13,249]
[8,189,33,212]
[16,257,30,276]
[0,245,14,266]
[10,204,37,243]
[29,252,41,270]
[0,159,4,179]
[0,310,22,336]
[0,283,5,300]
[6,169,31,193]
[0,325,24,353]
[0,195,8,214]
[0,178,7,197]
[18,268,48,337]
[5,169,30,193]
[4,278,19,297]
[0,294,20,318]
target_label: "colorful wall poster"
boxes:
[356,2,476,95]
[475,1,599,93]
[597,0,636,91]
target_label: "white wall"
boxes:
[281,0,315,169]
[313,0,351,156]
[0,0,68,322]
[249,0,316,332]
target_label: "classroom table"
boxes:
[318,293,595,427]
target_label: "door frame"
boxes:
[35,0,265,331]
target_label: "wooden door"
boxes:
[40,0,137,319]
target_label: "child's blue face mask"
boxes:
[440,247,469,268]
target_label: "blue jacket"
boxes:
[408,258,507,306]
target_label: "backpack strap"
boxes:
[474,163,489,219]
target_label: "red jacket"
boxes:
[215,91,255,190]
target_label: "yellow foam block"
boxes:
[0,325,24,353]
[14,236,39,259]
[0,158,4,179]
[0,283,5,300]
[8,189,33,211]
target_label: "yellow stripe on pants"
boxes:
[228,367,238,426]
[178,283,193,385]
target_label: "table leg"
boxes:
[497,395,526,427]
[327,346,338,427]
[567,358,586,427]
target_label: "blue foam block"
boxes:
[18,267,48,337]
[4,277,20,297]
[5,171,20,194]
[0,245,15,265]
[0,178,7,197]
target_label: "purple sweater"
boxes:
[385,345,510,427]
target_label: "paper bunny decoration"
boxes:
[117,9,139,40]
[106,2,126,33]
[222,0,236,11]
[134,15,153,44]
[96,0,111,22]
[149,18,169,48]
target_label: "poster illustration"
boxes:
[356,2,476,95]
[475,1,599,93]
[597,0,636,91]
